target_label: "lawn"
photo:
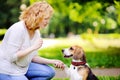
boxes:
[38,34,120,68]
[0,33,120,80]
[38,34,120,80]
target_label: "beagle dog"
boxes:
[62,45,98,80]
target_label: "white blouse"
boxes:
[0,21,40,75]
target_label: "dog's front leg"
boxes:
[64,65,71,77]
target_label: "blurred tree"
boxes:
[0,0,120,37]
[0,0,29,29]
[0,0,20,28]
[114,1,120,33]
[46,0,119,36]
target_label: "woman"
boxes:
[0,1,64,80]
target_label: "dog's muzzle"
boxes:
[62,49,73,58]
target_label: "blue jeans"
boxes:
[0,74,28,80]
[0,62,55,80]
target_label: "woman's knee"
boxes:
[26,62,55,79]
[45,67,55,79]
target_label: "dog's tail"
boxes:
[87,69,98,80]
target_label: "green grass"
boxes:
[38,34,120,68]
[39,45,120,68]
[86,48,120,68]
[98,76,120,80]
[81,33,120,39]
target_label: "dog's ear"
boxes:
[81,51,86,62]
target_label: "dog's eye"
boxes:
[70,47,74,50]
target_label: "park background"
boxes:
[0,0,120,80]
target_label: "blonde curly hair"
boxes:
[19,1,53,30]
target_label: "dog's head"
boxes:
[62,45,86,62]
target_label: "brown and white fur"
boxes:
[62,45,98,80]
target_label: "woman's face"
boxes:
[34,16,50,30]
[39,16,51,29]
[26,16,51,31]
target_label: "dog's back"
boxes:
[77,65,98,80]
[87,68,98,80]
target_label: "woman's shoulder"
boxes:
[9,21,26,32]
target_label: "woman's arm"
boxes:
[12,38,43,61]
[32,55,65,69]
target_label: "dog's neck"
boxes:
[71,59,86,66]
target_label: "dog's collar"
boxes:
[71,61,86,66]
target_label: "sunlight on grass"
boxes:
[93,38,120,48]
[38,34,120,68]
[41,34,120,51]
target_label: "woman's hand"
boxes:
[52,60,65,70]
[32,38,43,50]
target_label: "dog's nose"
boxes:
[62,49,64,52]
